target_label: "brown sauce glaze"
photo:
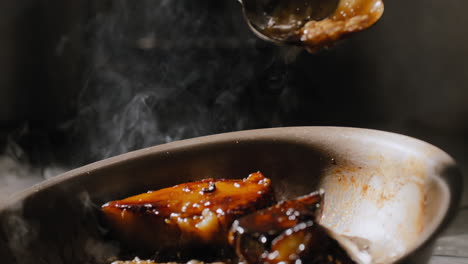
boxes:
[104,176,357,264]
[260,0,384,52]
[229,191,355,264]
[102,172,276,253]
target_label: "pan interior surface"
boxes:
[0,127,459,264]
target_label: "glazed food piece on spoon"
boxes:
[102,172,276,252]
[229,191,355,264]
[241,0,384,52]
[299,0,385,52]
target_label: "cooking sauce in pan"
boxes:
[102,173,357,264]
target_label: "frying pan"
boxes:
[0,127,462,264]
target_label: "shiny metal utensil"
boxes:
[239,0,339,43]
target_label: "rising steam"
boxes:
[69,0,298,164]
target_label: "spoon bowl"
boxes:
[239,0,385,51]
[240,0,339,43]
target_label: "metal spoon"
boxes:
[239,0,340,44]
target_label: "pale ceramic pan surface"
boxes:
[0,127,462,264]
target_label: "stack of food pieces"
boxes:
[102,172,360,264]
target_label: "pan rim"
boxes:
[0,126,462,263]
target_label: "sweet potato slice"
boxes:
[102,172,275,252]
[229,191,354,264]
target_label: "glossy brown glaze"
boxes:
[229,191,354,264]
[102,172,276,251]
[258,0,384,52]
[299,0,384,52]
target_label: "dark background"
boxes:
[0,1,467,261]
[0,0,467,202]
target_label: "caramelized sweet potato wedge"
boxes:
[229,191,355,264]
[102,172,275,252]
